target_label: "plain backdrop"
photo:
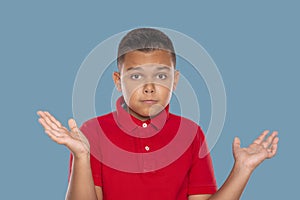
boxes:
[0,1,299,199]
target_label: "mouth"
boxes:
[140,100,159,104]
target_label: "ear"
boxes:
[172,70,180,90]
[112,71,122,92]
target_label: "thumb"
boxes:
[68,118,78,132]
[232,137,241,152]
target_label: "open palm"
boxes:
[232,130,279,171]
[37,111,90,158]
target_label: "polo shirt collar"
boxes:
[115,96,169,133]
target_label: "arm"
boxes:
[67,154,101,200]
[189,130,279,200]
[37,111,102,200]
[188,164,250,200]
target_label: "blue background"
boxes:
[1,1,299,199]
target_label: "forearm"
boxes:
[208,163,252,200]
[66,154,98,200]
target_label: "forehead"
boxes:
[121,50,174,71]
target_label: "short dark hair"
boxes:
[117,28,176,68]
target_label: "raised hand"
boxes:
[232,130,279,172]
[37,111,90,158]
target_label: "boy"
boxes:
[37,28,279,200]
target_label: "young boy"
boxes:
[37,28,279,200]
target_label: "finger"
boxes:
[46,128,63,137]
[45,129,66,145]
[77,129,90,148]
[39,111,61,131]
[267,137,279,158]
[253,130,269,144]
[37,110,44,117]
[37,111,54,127]
[232,137,241,152]
[262,131,278,148]
[38,118,52,131]
[270,137,279,157]
[68,118,79,133]
[37,110,48,120]
[44,111,63,128]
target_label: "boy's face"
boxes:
[113,50,179,121]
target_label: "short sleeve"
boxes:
[68,120,103,187]
[188,127,217,195]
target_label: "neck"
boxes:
[122,103,150,121]
[128,107,150,122]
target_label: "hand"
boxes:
[37,110,90,159]
[232,130,279,172]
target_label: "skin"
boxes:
[37,50,279,200]
[113,50,179,121]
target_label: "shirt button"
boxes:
[142,123,147,128]
[145,146,150,151]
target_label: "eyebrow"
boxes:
[126,66,144,71]
[126,66,171,71]
[156,66,171,71]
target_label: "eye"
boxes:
[157,74,167,80]
[130,74,142,80]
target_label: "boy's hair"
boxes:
[117,28,176,68]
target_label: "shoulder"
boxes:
[80,112,115,130]
[169,113,204,131]
[169,112,197,124]
[168,113,206,140]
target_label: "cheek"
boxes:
[158,84,172,94]
[121,83,142,101]
[157,79,174,92]
[157,86,172,101]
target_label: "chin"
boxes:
[135,111,153,118]
[130,106,164,119]
[147,110,162,117]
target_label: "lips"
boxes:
[141,100,158,104]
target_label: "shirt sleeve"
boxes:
[68,120,103,187]
[188,126,217,195]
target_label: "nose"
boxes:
[143,83,155,94]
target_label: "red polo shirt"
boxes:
[69,97,217,199]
